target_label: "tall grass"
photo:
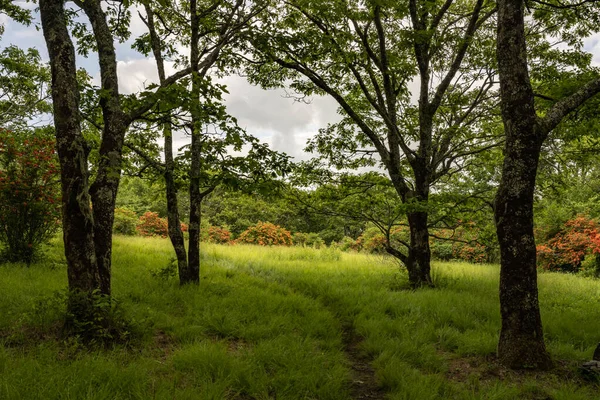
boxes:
[1,237,599,399]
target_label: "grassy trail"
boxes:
[1,236,600,399]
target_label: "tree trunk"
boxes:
[494,134,552,369]
[186,123,201,284]
[185,0,201,285]
[142,2,189,281]
[495,0,552,369]
[406,211,433,288]
[40,0,100,294]
[164,122,189,281]
[78,0,128,296]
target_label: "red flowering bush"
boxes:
[0,129,61,263]
[206,226,231,244]
[136,212,168,238]
[536,216,600,272]
[236,221,292,246]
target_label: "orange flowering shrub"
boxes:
[136,212,188,238]
[536,216,600,272]
[207,226,231,244]
[360,227,387,253]
[236,221,292,246]
[0,130,60,263]
[137,212,168,238]
[453,243,487,264]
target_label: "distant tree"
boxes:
[248,0,499,287]
[0,46,51,129]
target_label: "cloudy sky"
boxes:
[4,3,600,161]
[2,4,341,161]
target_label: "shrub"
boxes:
[292,232,309,246]
[536,215,600,272]
[430,240,454,261]
[237,221,292,246]
[305,233,325,249]
[206,226,231,244]
[336,236,357,252]
[113,208,138,235]
[453,243,487,264]
[359,227,387,254]
[0,129,61,264]
[137,211,168,238]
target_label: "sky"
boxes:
[1,4,341,161]
[4,3,600,162]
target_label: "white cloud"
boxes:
[217,75,340,159]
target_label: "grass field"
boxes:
[1,236,600,399]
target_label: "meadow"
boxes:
[1,236,600,399]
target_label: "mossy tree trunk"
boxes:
[495,0,600,369]
[40,0,100,294]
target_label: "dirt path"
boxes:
[342,324,386,400]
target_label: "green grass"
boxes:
[1,236,599,399]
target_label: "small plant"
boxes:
[292,232,308,246]
[336,236,357,252]
[236,221,292,246]
[150,257,178,280]
[63,289,138,347]
[305,233,325,249]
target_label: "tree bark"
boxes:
[164,123,190,282]
[495,0,552,369]
[77,0,129,296]
[185,0,202,285]
[40,0,100,294]
[406,211,433,288]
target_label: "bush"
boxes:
[536,215,600,272]
[0,129,61,264]
[206,226,231,244]
[113,208,138,235]
[359,227,387,254]
[292,232,308,246]
[305,233,325,249]
[64,289,138,346]
[136,211,168,238]
[453,243,487,264]
[336,236,357,252]
[237,221,292,246]
[430,240,454,261]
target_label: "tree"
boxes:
[0,46,52,129]
[40,0,195,308]
[494,0,600,369]
[130,0,290,284]
[248,0,499,287]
